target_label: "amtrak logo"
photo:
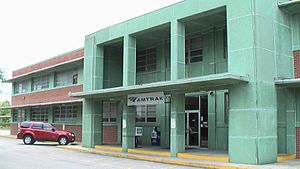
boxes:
[127,92,165,106]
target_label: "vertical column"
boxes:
[48,106,53,124]
[83,34,104,91]
[171,20,185,80]
[170,93,185,157]
[227,0,278,164]
[158,103,169,147]
[122,99,136,152]
[48,73,54,88]
[208,91,216,150]
[123,35,136,87]
[286,89,296,154]
[117,101,122,144]
[82,98,103,148]
[292,14,300,51]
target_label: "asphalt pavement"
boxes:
[0,137,199,169]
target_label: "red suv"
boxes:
[17,121,75,145]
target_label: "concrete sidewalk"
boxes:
[58,145,300,169]
[1,131,299,169]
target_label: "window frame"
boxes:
[185,36,204,64]
[136,47,157,73]
[31,107,49,122]
[14,81,28,94]
[54,68,78,87]
[32,76,49,91]
[12,109,27,122]
[53,104,79,124]
[136,105,156,123]
[103,102,117,123]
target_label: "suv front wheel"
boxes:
[58,136,69,145]
[23,135,34,145]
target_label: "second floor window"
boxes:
[136,48,156,73]
[185,36,203,64]
[14,81,28,94]
[55,69,78,87]
[32,76,49,91]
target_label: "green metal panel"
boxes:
[292,14,300,51]
[123,35,136,87]
[82,99,103,148]
[170,93,185,157]
[171,20,185,80]
[83,35,104,91]
[227,0,281,164]
[122,99,136,151]
[103,46,123,88]
[208,91,216,149]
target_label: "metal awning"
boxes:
[5,57,84,83]
[71,73,249,99]
[278,0,300,14]
[274,78,300,88]
[1,99,83,110]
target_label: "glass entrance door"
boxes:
[187,112,199,146]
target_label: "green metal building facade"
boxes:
[70,0,300,165]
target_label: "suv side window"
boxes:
[43,123,53,131]
[20,122,31,128]
[31,123,43,129]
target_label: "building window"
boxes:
[31,107,48,122]
[54,104,78,123]
[14,81,28,94]
[55,69,78,87]
[32,76,49,91]
[12,109,27,122]
[103,102,117,123]
[136,105,156,123]
[185,36,203,64]
[136,48,156,73]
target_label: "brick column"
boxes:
[297,127,300,159]
[294,51,300,78]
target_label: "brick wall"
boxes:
[10,123,18,135]
[52,124,82,142]
[12,85,83,106]
[103,126,118,145]
[297,127,300,159]
[13,49,84,78]
[294,50,300,78]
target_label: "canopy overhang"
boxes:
[274,78,300,88]
[278,0,300,14]
[71,73,249,99]
[1,99,83,110]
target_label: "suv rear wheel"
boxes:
[58,136,69,145]
[23,135,34,145]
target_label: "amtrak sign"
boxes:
[127,92,165,106]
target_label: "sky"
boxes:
[0,0,182,103]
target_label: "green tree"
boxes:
[0,101,10,116]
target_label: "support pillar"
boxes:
[122,99,136,152]
[123,35,136,87]
[171,20,185,80]
[170,93,185,157]
[82,99,103,148]
[83,34,104,92]
[227,0,279,164]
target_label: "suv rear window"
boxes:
[20,122,31,128]
[31,123,43,129]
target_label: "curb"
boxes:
[59,146,254,169]
[0,135,16,139]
